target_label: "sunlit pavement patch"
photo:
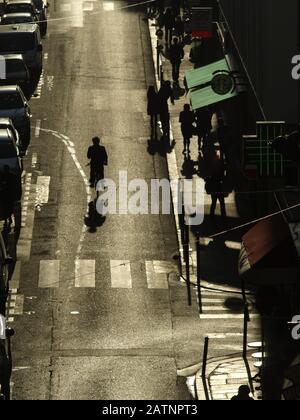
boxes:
[103,1,115,11]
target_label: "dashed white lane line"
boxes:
[35,120,41,137]
[145,261,168,289]
[38,260,60,288]
[31,153,38,168]
[35,176,51,209]
[10,261,21,290]
[110,260,132,289]
[75,260,95,288]
[44,53,48,60]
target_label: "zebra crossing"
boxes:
[33,259,177,289]
[196,288,260,320]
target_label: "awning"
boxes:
[185,56,238,110]
[239,215,300,285]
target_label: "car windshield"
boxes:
[0,93,23,109]
[0,33,35,51]
[0,141,16,158]
[6,4,33,13]
[3,16,33,24]
[6,60,26,72]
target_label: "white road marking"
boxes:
[145,261,168,289]
[75,260,95,288]
[14,295,24,315]
[35,120,41,137]
[10,261,21,290]
[31,153,38,169]
[199,313,260,319]
[110,260,132,289]
[44,53,48,60]
[103,1,114,11]
[36,176,50,208]
[39,260,60,288]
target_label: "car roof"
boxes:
[0,118,13,125]
[0,23,38,33]
[0,85,20,93]
[6,0,34,5]
[0,128,13,139]
[2,12,34,18]
[1,54,24,61]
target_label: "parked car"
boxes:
[0,85,31,149]
[0,232,12,314]
[0,23,43,80]
[32,0,48,36]
[0,54,30,94]
[1,12,38,25]
[0,326,14,400]
[4,0,38,17]
[0,117,20,149]
[0,128,22,174]
[4,0,47,36]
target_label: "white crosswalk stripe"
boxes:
[110,260,132,289]
[75,259,95,288]
[197,289,259,320]
[145,261,168,289]
[21,260,177,289]
[38,260,60,288]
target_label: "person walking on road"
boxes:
[169,37,184,85]
[147,86,159,141]
[87,137,108,188]
[179,104,195,156]
[158,81,175,142]
[163,8,175,46]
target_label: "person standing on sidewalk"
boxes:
[169,37,184,85]
[158,80,175,142]
[179,104,195,156]
[163,8,175,46]
[195,107,213,152]
[147,86,159,141]
[205,163,227,222]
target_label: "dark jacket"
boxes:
[147,90,159,116]
[87,145,108,166]
[158,84,175,114]
[169,43,184,63]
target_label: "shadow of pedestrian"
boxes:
[181,155,197,179]
[147,136,176,157]
[84,201,106,233]
[172,84,186,100]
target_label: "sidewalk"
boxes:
[195,354,261,400]
[147,9,262,400]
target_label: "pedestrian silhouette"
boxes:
[205,163,227,222]
[171,0,181,18]
[147,86,159,141]
[169,37,184,85]
[179,104,195,156]
[231,385,254,400]
[195,107,213,153]
[158,81,175,143]
[163,8,175,46]
[87,137,108,188]
[174,15,185,43]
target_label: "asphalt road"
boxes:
[9,0,193,400]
